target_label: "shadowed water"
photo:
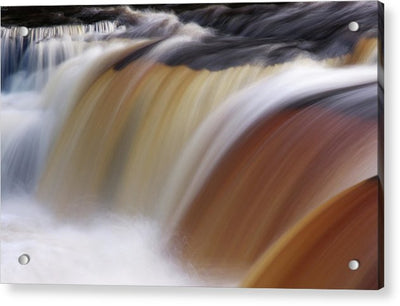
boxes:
[1,3,382,288]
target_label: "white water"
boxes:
[1,17,207,285]
[1,196,202,285]
[1,61,375,285]
[1,21,120,92]
[0,9,377,286]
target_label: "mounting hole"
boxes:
[18,254,30,265]
[19,27,29,37]
[348,259,360,271]
[348,21,359,32]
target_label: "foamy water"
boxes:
[1,196,203,285]
[1,23,207,285]
[1,4,380,288]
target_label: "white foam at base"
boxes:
[0,196,203,286]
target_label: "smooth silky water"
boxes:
[1,4,381,287]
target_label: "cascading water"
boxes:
[1,3,382,288]
[1,14,205,285]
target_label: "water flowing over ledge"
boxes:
[1,3,383,288]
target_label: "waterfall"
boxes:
[1,21,121,91]
[1,3,382,288]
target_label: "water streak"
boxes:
[1,3,381,287]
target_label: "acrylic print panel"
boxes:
[0,2,384,289]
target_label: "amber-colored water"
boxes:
[1,5,382,287]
